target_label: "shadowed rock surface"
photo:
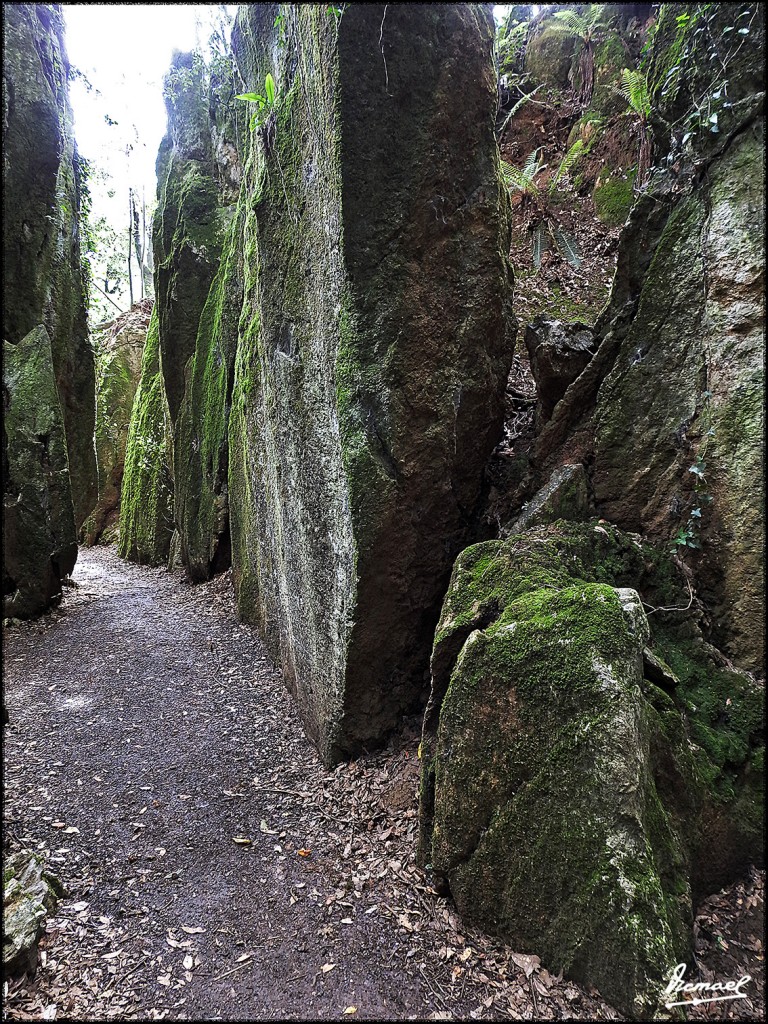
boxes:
[3,327,78,618]
[81,301,151,547]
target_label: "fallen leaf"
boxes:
[322,963,336,973]
[297,848,311,857]
[232,837,252,845]
[183,955,194,970]
[343,1009,357,1016]
[63,826,80,834]
[260,820,278,835]
[236,953,252,963]
[181,926,205,934]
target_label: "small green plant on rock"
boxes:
[236,73,277,131]
[502,149,582,271]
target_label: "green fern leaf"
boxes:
[532,221,547,269]
[549,224,582,268]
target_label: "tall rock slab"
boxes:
[229,4,513,762]
[3,327,77,617]
[170,63,245,580]
[3,3,96,528]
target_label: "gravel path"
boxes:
[3,546,762,1021]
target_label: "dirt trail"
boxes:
[3,547,762,1021]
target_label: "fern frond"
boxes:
[549,10,587,36]
[549,224,582,269]
[497,86,542,136]
[619,68,651,118]
[549,139,585,192]
[532,221,547,269]
[522,147,545,180]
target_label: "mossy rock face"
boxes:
[153,51,229,427]
[2,3,97,527]
[150,48,244,582]
[587,31,632,116]
[593,120,765,670]
[228,4,513,764]
[3,326,78,617]
[419,521,763,1018]
[118,307,174,565]
[81,302,150,546]
[524,23,576,90]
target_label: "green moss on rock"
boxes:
[81,303,149,546]
[227,4,513,764]
[118,307,174,565]
[593,169,636,226]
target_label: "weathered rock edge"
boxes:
[418,520,764,1018]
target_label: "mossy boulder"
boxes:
[2,3,96,527]
[81,302,150,546]
[419,521,763,1018]
[3,326,78,618]
[228,4,513,763]
[118,307,174,565]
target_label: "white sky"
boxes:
[64,5,212,197]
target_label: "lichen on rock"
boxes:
[2,2,97,529]
[3,851,63,977]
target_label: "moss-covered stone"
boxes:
[3,326,78,617]
[153,52,230,428]
[524,23,576,90]
[227,4,513,764]
[81,302,149,546]
[3,851,63,976]
[419,521,763,1018]
[593,168,636,226]
[2,3,97,527]
[118,307,174,565]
